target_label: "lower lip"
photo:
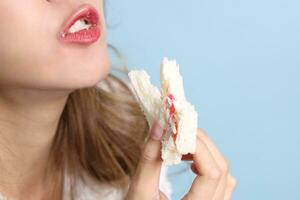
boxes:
[59,25,101,44]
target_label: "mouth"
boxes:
[58,4,101,44]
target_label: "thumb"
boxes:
[132,120,165,194]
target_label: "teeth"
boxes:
[68,19,92,33]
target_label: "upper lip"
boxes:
[59,4,100,35]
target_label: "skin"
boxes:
[0,0,108,199]
[0,0,237,199]
[125,122,237,200]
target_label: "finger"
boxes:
[190,157,227,200]
[131,121,164,194]
[214,173,228,200]
[197,129,230,199]
[197,129,229,174]
[224,175,237,200]
[182,137,221,199]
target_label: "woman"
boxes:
[0,0,237,199]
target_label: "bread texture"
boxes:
[128,57,198,165]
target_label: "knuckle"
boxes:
[228,175,237,187]
[197,128,207,138]
[140,145,158,164]
[221,158,230,174]
[141,152,155,164]
[207,167,222,180]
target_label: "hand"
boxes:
[125,121,237,200]
[180,129,237,200]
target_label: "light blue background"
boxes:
[106,0,300,199]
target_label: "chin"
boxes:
[68,59,110,89]
[71,48,110,88]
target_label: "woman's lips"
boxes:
[58,4,101,45]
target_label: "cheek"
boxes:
[0,3,110,89]
[0,2,54,86]
[64,44,110,87]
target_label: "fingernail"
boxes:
[150,121,164,141]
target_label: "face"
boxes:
[0,0,109,90]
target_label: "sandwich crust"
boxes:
[128,57,198,165]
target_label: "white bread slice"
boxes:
[160,58,198,156]
[128,57,198,165]
[160,58,186,102]
[127,70,165,128]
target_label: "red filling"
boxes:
[167,94,178,143]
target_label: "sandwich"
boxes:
[128,57,198,165]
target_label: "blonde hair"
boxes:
[43,44,149,199]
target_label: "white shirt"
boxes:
[63,165,172,200]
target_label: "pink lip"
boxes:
[58,4,101,45]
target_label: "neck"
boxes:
[0,87,71,199]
